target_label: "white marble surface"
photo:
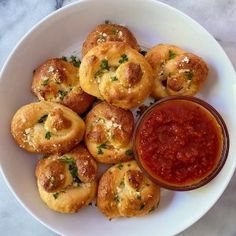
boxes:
[0,0,236,235]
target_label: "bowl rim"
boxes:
[0,0,235,235]
[133,95,230,191]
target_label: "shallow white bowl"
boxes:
[0,0,236,235]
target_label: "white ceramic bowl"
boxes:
[0,0,236,235]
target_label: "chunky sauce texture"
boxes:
[137,100,223,186]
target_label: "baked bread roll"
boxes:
[85,102,134,164]
[35,144,98,213]
[11,101,85,154]
[97,160,160,218]
[82,23,140,56]
[145,44,208,98]
[79,42,154,109]
[32,58,94,114]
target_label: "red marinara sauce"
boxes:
[135,98,225,189]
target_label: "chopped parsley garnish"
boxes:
[117,162,123,170]
[45,131,52,140]
[60,156,82,184]
[185,71,193,80]
[58,90,68,100]
[94,69,104,78]
[61,56,68,61]
[140,50,147,56]
[139,203,145,210]
[125,149,133,156]
[111,76,118,81]
[42,79,49,86]
[53,192,59,199]
[70,55,81,67]
[136,194,141,200]
[111,28,119,35]
[119,54,128,64]
[98,34,106,42]
[105,20,111,24]
[127,163,131,167]
[52,190,66,200]
[113,194,120,203]
[100,59,110,70]
[38,114,48,123]
[168,50,176,59]
[97,143,107,154]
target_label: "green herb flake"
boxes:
[125,149,133,156]
[113,194,120,203]
[105,20,111,24]
[139,203,145,210]
[95,69,104,78]
[45,131,52,140]
[185,71,193,80]
[61,56,68,61]
[127,163,131,167]
[42,79,49,86]
[168,50,176,59]
[53,192,59,199]
[111,76,118,81]
[98,34,106,42]
[100,59,110,70]
[38,114,48,123]
[119,54,128,64]
[60,156,82,184]
[117,162,123,170]
[58,90,68,100]
[70,55,81,67]
[97,143,107,155]
[111,28,119,35]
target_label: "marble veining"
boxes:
[0,0,236,236]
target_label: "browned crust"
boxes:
[97,160,160,218]
[69,145,98,183]
[84,102,134,164]
[32,58,94,114]
[11,101,85,154]
[82,23,140,56]
[145,44,208,98]
[79,42,154,109]
[35,144,98,213]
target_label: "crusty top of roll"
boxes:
[32,58,94,114]
[82,23,140,56]
[145,44,208,98]
[11,101,85,154]
[79,42,154,109]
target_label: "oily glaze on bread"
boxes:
[35,144,98,213]
[97,160,160,218]
[82,23,140,56]
[145,44,208,98]
[32,58,94,114]
[79,42,154,109]
[84,102,134,164]
[11,101,85,154]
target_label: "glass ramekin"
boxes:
[133,96,229,191]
